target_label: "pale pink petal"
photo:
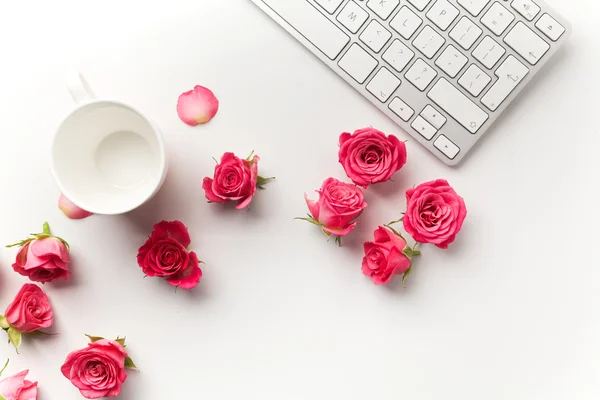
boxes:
[58,193,92,220]
[177,85,219,126]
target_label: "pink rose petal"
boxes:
[58,193,93,220]
[177,85,219,126]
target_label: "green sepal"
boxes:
[383,224,405,241]
[0,316,9,330]
[386,216,404,226]
[402,266,412,288]
[7,327,22,353]
[402,247,421,259]
[0,394,7,400]
[124,356,138,370]
[246,150,255,161]
[42,222,51,235]
[294,214,320,226]
[0,359,8,377]
[256,176,275,189]
[115,337,126,347]
[85,334,104,343]
[334,236,342,247]
[28,330,58,336]
[5,238,34,249]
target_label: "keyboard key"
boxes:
[382,39,415,72]
[367,0,400,20]
[336,1,370,34]
[339,43,378,84]
[390,6,423,40]
[421,105,447,129]
[457,0,490,16]
[427,78,489,133]
[406,59,438,91]
[435,45,468,78]
[413,26,445,59]
[360,20,392,52]
[367,67,401,102]
[449,16,483,50]
[407,0,432,11]
[536,14,565,41]
[510,0,540,21]
[259,0,350,60]
[389,97,415,121]
[426,0,460,31]
[481,3,515,36]
[458,64,491,96]
[472,36,506,69]
[411,116,438,140]
[314,0,345,14]
[434,135,460,159]
[481,55,529,111]
[504,22,550,65]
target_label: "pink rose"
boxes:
[0,369,38,400]
[362,226,416,285]
[203,152,262,209]
[61,339,130,399]
[9,222,71,283]
[303,177,367,238]
[338,128,407,188]
[137,220,202,289]
[4,284,53,333]
[403,179,467,249]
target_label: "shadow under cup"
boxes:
[51,101,166,215]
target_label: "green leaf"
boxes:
[115,337,126,347]
[85,334,104,343]
[0,316,9,330]
[7,327,22,353]
[402,266,412,288]
[256,176,275,189]
[0,359,8,377]
[124,356,138,370]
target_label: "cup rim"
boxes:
[50,98,167,215]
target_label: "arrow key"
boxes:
[366,67,401,103]
[434,135,460,160]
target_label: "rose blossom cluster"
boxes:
[298,127,467,286]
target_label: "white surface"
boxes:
[0,0,598,399]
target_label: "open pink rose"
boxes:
[303,177,367,239]
[137,220,202,289]
[177,85,219,126]
[4,284,53,333]
[61,339,130,399]
[339,128,407,188]
[362,226,416,285]
[9,222,71,283]
[0,369,38,400]
[203,152,263,209]
[403,179,467,249]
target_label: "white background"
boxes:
[0,0,598,399]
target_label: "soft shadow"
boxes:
[50,263,82,289]
[368,178,407,199]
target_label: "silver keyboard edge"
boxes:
[249,0,571,166]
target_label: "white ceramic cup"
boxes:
[50,72,168,215]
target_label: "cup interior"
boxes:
[51,101,166,214]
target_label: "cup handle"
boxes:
[66,71,95,104]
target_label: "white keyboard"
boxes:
[250,0,570,165]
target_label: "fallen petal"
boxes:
[177,85,219,126]
[58,194,93,220]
